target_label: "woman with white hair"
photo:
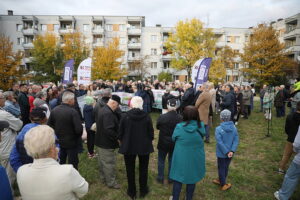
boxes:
[118,96,154,200]
[17,125,88,200]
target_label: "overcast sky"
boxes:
[0,0,299,28]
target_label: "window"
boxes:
[24,36,34,44]
[24,21,33,29]
[94,23,102,30]
[163,35,168,42]
[235,36,240,43]
[17,37,24,45]
[119,24,126,31]
[60,22,72,30]
[234,63,239,69]
[163,61,170,69]
[83,24,90,32]
[151,35,158,42]
[151,62,157,69]
[234,76,239,82]
[106,24,113,31]
[54,24,59,32]
[132,52,136,57]
[17,24,23,31]
[151,48,157,55]
[41,24,47,31]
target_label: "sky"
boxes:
[0,0,299,28]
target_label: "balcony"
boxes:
[22,28,37,35]
[284,28,300,40]
[59,29,74,34]
[285,45,300,53]
[92,28,104,35]
[127,56,141,62]
[128,42,141,49]
[23,43,34,48]
[128,28,142,35]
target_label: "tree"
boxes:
[165,18,216,80]
[241,23,297,86]
[158,71,173,82]
[92,38,126,80]
[0,34,27,90]
[209,57,226,84]
[31,32,63,83]
[62,32,90,71]
[127,55,151,80]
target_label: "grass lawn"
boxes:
[78,101,300,200]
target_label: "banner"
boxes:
[152,89,179,109]
[62,59,74,84]
[194,58,212,89]
[191,58,203,85]
[77,58,92,85]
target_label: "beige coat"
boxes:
[195,91,212,125]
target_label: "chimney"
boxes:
[7,10,13,16]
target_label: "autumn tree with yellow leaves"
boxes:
[31,32,63,83]
[242,24,297,86]
[165,18,216,80]
[92,38,126,80]
[0,34,27,90]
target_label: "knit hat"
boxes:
[84,96,95,105]
[220,109,231,122]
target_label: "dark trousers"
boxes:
[243,105,250,118]
[157,150,172,181]
[260,97,264,112]
[276,106,284,117]
[218,157,232,186]
[124,154,149,198]
[87,129,95,154]
[59,147,79,170]
[172,180,196,200]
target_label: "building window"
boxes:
[234,63,239,69]
[41,24,47,31]
[60,22,72,30]
[234,76,239,82]
[24,21,33,29]
[151,62,157,69]
[119,24,126,31]
[83,24,90,32]
[16,24,23,31]
[163,61,170,69]
[151,35,158,42]
[24,36,34,44]
[151,48,157,55]
[54,24,59,32]
[17,37,24,45]
[106,24,113,31]
[94,23,102,30]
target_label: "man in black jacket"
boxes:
[48,91,83,170]
[221,85,236,120]
[95,95,121,189]
[180,82,195,112]
[278,101,300,174]
[18,84,30,125]
[156,99,182,184]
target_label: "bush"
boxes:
[158,71,172,82]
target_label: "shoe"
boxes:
[109,183,121,189]
[278,168,285,175]
[235,122,238,125]
[140,187,149,198]
[212,179,221,185]
[274,191,280,200]
[169,196,173,200]
[220,183,232,191]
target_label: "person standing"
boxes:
[242,86,252,119]
[18,84,30,125]
[169,106,206,200]
[95,95,121,189]
[220,85,235,120]
[118,96,154,199]
[156,99,182,184]
[260,85,267,112]
[3,91,21,118]
[180,82,195,111]
[48,91,83,170]
[161,88,175,114]
[274,87,285,118]
[83,96,96,158]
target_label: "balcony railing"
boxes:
[23,43,34,48]
[127,56,141,61]
[128,42,141,49]
[92,28,104,34]
[22,28,38,35]
[59,28,74,34]
[128,28,142,35]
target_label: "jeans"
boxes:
[172,180,195,200]
[157,150,173,182]
[218,157,232,186]
[279,162,300,200]
[205,125,210,141]
[124,154,149,198]
[59,147,79,169]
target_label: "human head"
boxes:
[130,96,143,110]
[66,83,75,92]
[167,98,177,111]
[102,88,112,98]
[182,106,201,127]
[30,107,47,124]
[202,83,210,92]
[36,91,47,101]
[19,84,28,93]
[62,91,75,105]
[220,109,231,122]
[263,85,267,89]
[24,125,58,160]
[0,92,5,107]
[79,84,85,90]
[107,95,121,111]
[234,86,240,92]
[3,91,14,101]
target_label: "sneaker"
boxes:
[212,179,221,185]
[274,191,280,200]
[220,183,232,191]
[235,122,238,125]
[278,168,285,175]
[169,196,173,200]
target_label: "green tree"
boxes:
[242,23,297,86]
[158,71,173,82]
[31,32,63,83]
[165,18,216,80]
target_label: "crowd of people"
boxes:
[0,78,299,200]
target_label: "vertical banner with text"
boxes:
[62,59,74,84]
[77,58,92,85]
[194,57,212,89]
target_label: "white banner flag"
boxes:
[77,58,92,85]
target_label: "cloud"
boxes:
[0,0,299,28]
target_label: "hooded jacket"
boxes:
[118,108,154,155]
[215,121,239,158]
[285,112,300,143]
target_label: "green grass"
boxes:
[79,102,300,200]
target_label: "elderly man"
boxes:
[3,91,21,118]
[95,95,121,189]
[0,92,23,186]
[48,91,83,169]
[93,88,112,118]
[180,82,195,111]
[195,83,212,143]
[18,84,30,125]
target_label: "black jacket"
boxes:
[221,91,235,113]
[156,110,182,152]
[95,105,119,149]
[57,89,83,120]
[48,104,83,149]
[18,91,30,124]
[118,108,154,155]
[162,93,175,109]
[83,104,95,130]
[181,87,195,108]
[285,112,300,143]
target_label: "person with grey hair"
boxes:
[156,98,182,185]
[48,91,83,170]
[118,96,154,199]
[3,91,21,118]
[213,109,239,191]
[17,125,88,200]
[33,91,50,119]
[93,88,112,120]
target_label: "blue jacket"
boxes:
[170,120,206,184]
[215,121,239,158]
[4,100,21,117]
[83,104,95,130]
[0,166,13,200]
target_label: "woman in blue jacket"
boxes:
[213,109,239,191]
[169,106,206,200]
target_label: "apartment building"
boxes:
[284,13,300,62]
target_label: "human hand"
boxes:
[228,152,234,158]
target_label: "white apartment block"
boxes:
[0,10,299,82]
